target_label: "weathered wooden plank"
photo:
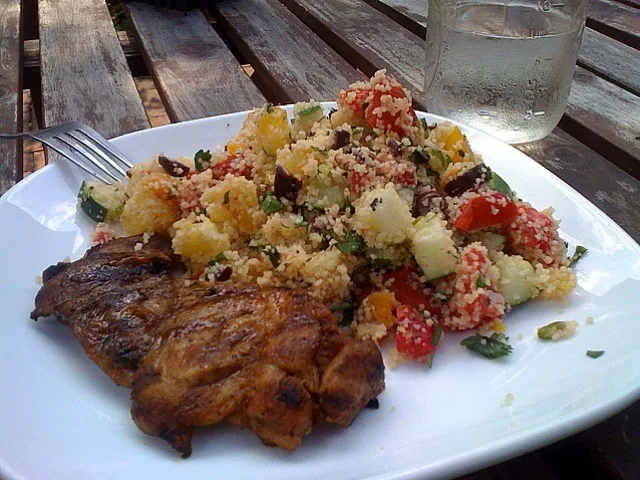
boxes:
[563,66,640,175]
[126,3,266,121]
[278,0,428,107]
[213,0,366,103]
[582,401,640,480]
[579,28,640,96]
[24,31,142,70]
[587,0,640,48]
[39,0,149,139]
[360,0,426,37]
[0,0,23,194]
[517,128,640,240]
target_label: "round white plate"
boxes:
[1,105,639,480]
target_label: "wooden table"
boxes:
[1,0,639,478]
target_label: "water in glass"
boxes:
[424,0,588,144]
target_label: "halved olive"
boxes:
[443,164,491,196]
[158,155,190,177]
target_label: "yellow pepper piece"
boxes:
[257,107,290,156]
[367,292,397,328]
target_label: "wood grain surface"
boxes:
[588,0,640,48]
[39,0,149,140]
[279,0,428,107]
[579,28,640,95]
[565,65,640,175]
[517,128,640,240]
[213,0,366,104]
[126,3,266,121]
[0,0,23,195]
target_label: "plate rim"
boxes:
[1,105,639,480]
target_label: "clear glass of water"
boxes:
[424,0,589,144]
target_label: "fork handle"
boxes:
[0,132,26,139]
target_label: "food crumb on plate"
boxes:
[502,392,515,407]
[585,316,594,325]
[516,332,524,341]
[34,274,42,284]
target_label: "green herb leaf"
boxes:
[460,333,513,359]
[194,149,212,171]
[429,149,451,169]
[420,118,429,138]
[332,230,365,254]
[261,245,280,267]
[310,146,328,156]
[264,102,274,113]
[206,252,227,267]
[370,258,391,270]
[261,192,285,214]
[432,323,443,346]
[331,301,355,312]
[488,172,516,201]
[569,245,588,266]
[537,321,570,340]
[298,105,322,117]
[222,191,230,205]
[425,354,433,369]
[586,350,604,359]
[476,274,488,288]
[411,148,429,164]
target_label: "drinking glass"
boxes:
[424,0,589,144]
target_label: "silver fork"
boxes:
[0,122,132,184]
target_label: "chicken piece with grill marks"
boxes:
[131,285,385,457]
[32,235,385,456]
[31,235,181,387]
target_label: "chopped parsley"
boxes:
[331,300,356,326]
[411,148,429,164]
[586,350,604,359]
[261,192,285,214]
[222,190,230,205]
[420,118,429,138]
[264,102,274,113]
[432,323,443,346]
[194,149,212,171]
[569,245,588,266]
[460,333,513,359]
[429,149,451,169]
[476,274,488,288]
[310,146,328,156]
[206,252,227,267]
[488,172,517,201]
[370,257,392,270]
[261,245,280,267]
[331,230,365,254]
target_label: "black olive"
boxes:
[330,129,351,150]
[387,138,401,157]
[274,165,302,202]
[443,164,492,196]
[414,191,443,217]
[214,266,233,281]
[365,398,380,409]
[158,155,190,178]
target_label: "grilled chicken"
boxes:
[31,235,180,387]
[32,236,385,456]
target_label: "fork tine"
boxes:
[38,137,113,184]
[72,124,133,170]
[54,135,121,183]
[64,131,129,178]
[52,134,121,183]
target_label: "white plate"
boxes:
[1,105,639,480]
